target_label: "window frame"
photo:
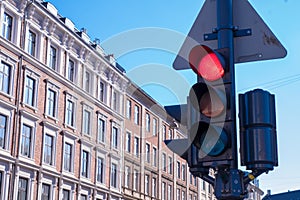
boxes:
[22,68,39,108]
[0,60,15,96]
[98,80,107,104]
[67,59,75,82]
[134,105,139,125]
[2,12,13,41]
[125,132,131,153]
[81,103,93,136]
[48,45,57,70]
[27,30,36,57]
[45,81,59,119]
[97,113,107,144]
[64,93,77,129]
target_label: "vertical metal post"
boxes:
[217,0,237,169]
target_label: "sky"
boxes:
[48,0,300,196]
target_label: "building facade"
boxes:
[0,0,219,199]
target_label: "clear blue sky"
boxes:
[48,0,300,195]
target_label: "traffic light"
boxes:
[188,45,235,168]
[239,89,278,171]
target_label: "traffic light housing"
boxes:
[188,45,235,168]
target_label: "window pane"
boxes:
[41,184,50,200]
[0,114,7,148]
[83,110,90,134]
[27,31,36,56]
[2,13,13,40]
[46,89,56,117]
[0,62,11,94]
[111,163,117,188]
[43,134,53,165]
[49,46,57,69]
[62,189,70,200]
[68,60,74,82]
[21,124,31,157]
[66,100,74,126]
[64,143,72,171]
[97,157,103,183]
[81,150,88,177]
[24,76,35,106]
[98,118,105,143]
[17,178,28,200]
[112,127,118,148]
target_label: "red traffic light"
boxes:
[189,45,225,81]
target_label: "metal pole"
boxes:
[217,0,237,169]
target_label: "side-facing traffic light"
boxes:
[188,45,235,167]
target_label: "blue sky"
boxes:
[48,0,300,195]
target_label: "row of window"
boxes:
[1,11,121,113]
[161,182,196,200]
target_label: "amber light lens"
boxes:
[199,91,225,118]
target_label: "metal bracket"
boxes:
[204,28,252,41]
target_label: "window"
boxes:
[168,156,173,174]
[83,110,91,135]
[112,91,119,111]
[133,169,138,191]
[182,164,186,181]
[168,185,172,200]
[20,124,32,157]
[202,180,206,191]
[168,129,173,139]
[27,30,36,56]
[162,153,166,172]
[126,100,131,119]
[134,105,139,125]
[152,147,157,167]
[41,183,50,200]
[152,177,157,197]
[112,126,118,149]
[65,99,75,127]
[67,60,75,82]
[145,174,149,195]
[162,125,166,141]
[177,162,181,179]
[145,143,150,163]
[63,143,72,172]
[43,134,54,165]
[97,118,105,143]
[111,163,117,188]
[99,80,106,103]
[18,177,28,200]
[46,88,57,118]
[97,157,104,183]
[162,182,166,200]
[24,76,35,106]
[84,71,90,93]
[0,62,11,94]
[81,150,89,177]
[145,113,150,132]
[62,189,70,200]
[49,46,57,70]
[0,172,2,197]
[134,137,139,157]
[0,114,7,148]
[153,118,157,135]
[125,132,131,152]
[177,189,180,200]
[81,195,87,200]
[2,12,13,41]
[125,166,130,188]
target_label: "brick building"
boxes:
[0,0,219,199]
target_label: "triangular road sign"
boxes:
[173,0,287,70]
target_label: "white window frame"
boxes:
[96,154,105,184]
[145,113,150,132]
[145,174,149,195]
[125,131,131,153]
[67,59,76,83]
[145,143,150,163]
[152,146,157,167]
[98,79,107,104]
[97,112,107,144]
[124,165,130,188]
[134,105,139,125]
[22,68,39,108]
[42,122,58,168]
[0,55,16,97]
[81,103,93,136]
[26,29,37,57]
[64,92,77,129]
[80,144,92,179]
[152,118,157,136]
[133,169,139,191]
[126,99,131,119]
[19,111,38,161]
[84,70,91,93]
[2,12,13,41]
[62,131,77,174]
[45,80,59,120]
[134,136,139,157]
[48,45,57,70]
[0,100,14,151]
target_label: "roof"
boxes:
[262,190,300,200]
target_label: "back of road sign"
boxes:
[173,0,287,70]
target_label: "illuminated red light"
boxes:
[189,45,225,81]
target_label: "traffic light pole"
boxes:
[214,1,245,199]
